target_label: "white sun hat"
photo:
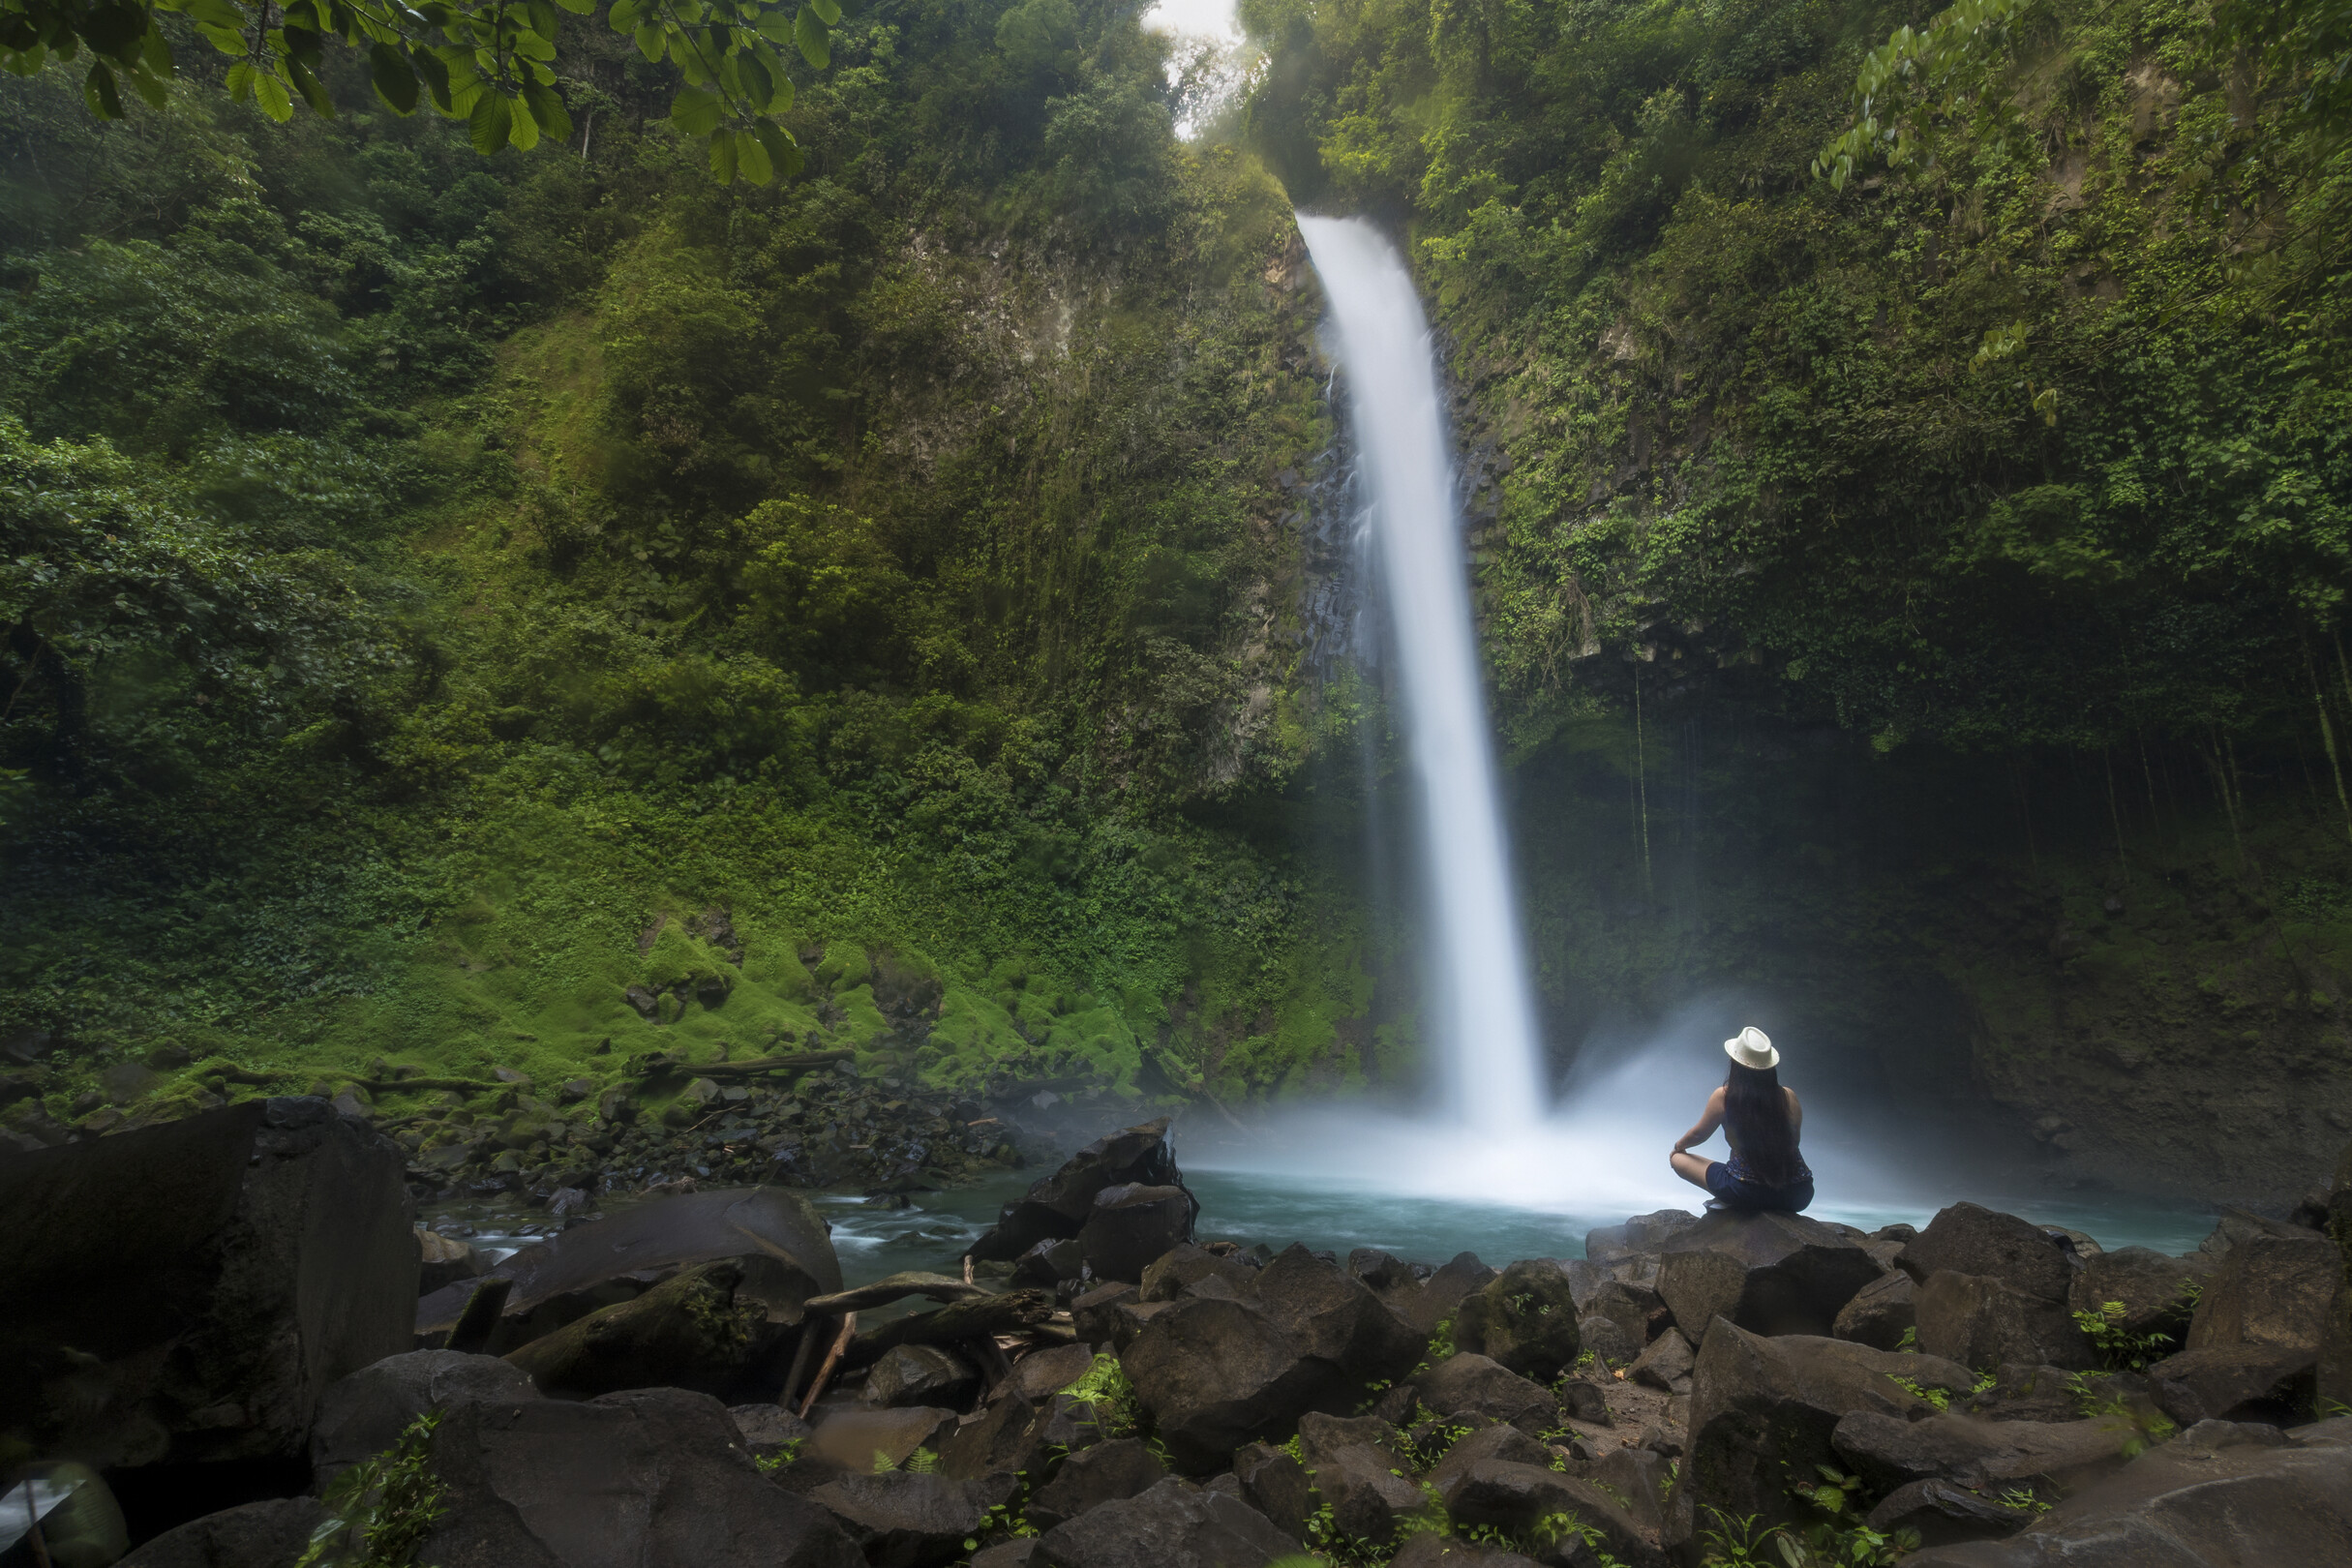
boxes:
[1724,1026,1779,1070]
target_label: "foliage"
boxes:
[1062,1351,1142,1437]
[1783,1465,1918,1567]
[0,0,843,179]
[754,1437,805,1473]
[295,1411,444,1568]
[2071,1299,2175,1372]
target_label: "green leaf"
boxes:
[752,117,801,177]
[526,0,559,40]
[807,0,841,23]
[609,0,643,28]
[225,57,256,101]
[507,91,541,150]
[139,24,175,77]
[370,42,419,113]
[468,88,512,152]
[669,84,722,136]
[522,76,572,144]
[709,125,738,182]
[736,122,772,182]
[412,45,453,111]
[253,68,293,121]
[634,23,666,60]
[83,60,124,119]
[126,63,168,108]
[287,56,336,117]
[793,6,829,68]
[551,0,596,12]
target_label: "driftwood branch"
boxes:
[798,1312,857,1418]
[802,1271,991,1314]
[842,1290,1055,1367]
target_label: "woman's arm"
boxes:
[1787,1088,1803,1138]
[1674,1087,1727,1153]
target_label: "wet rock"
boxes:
[1141,1245,1255,1304]
[1003,1342,1098,1402]
[969,1119,1188,1264]
[312,1349,538,1489]
[1400,1252,1499,1338]
[1412,1353,1556,1432]
[1027,1437,1168,1529]
[2184,1232,2337,1354]
[418,1227,492,1294]
[731,1402,816,1464]
[1902,1203,2073,1303]
[421,1385,862,1568]
[1629,1327,1695,1393]
[1119,1295,1352,1471]
[1580,1279,1668,1348]
[1578,1314,1641,1369]
[1863,1479,2039,1549]
[971,1542,1040,1568]
[1898,1425,2352,1566]
[1670,1323,1968,1536]
[865,1345,980,1409]
[2067,1247,2208,1343]
[0,1098,415,1469]
[1455,1260,1584,1382]
[1232,1441,1315,1539]
[1015,1238,1087,1290]
[809,1406,959,1473]
[1034,1477,1296,1568]
[117,1497,327,1568]
[1439,1459,1661,1568]
[1558,1375,1613,1426]
[1963,1364,2097,1424]
[1251,1244,1424,1382]
[1585,1211,1701,1264]
[502,1259,780,1400]
[1916,1271,2098,1372]
[2143,1345,2318,1425]
[1830,1408,2137,1496]
[1426,1422,1553,1493]
[1656,1209,1882,1340]
[810,1470,1017,1568]
[938,1392,1046,1479]
[1587,1444,1672,1537]
[1832,1271,1916,1352]
[1311,1440,1426,1545]
[1079,1184,1195,1283]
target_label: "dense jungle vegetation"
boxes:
[3,0,2349,1191]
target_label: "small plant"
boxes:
[1781,1466,1918,1566]
[2071,1300,2176,1372]
[755,1438,805,1474]
[961,1497,1038,1553]
[1995,1487,2051,1518]
[1426,1316,1458,1362]
[1893,1326,1918,1353]
[1699,1509,1786,1566]
[1062,1352,1142,1437]
[1889,1374,1949,1410]
[296,1412,445,1568]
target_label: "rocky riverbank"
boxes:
[5,1105,2350,1568]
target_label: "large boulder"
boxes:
[1437,1459,1665,1568]
[0,1098,415,1468]
[1832,1272,1916,1352]
[117,1498,327,1568]
[809,1406,960,1474]
[1585,1212,1701,1264]
[1399,1253,1498,1339]
[1916,1272,2098,1372]
[864,1345,980,1409]
[2142,1345,2317,1426]
[1295,1411,1421,1546]
[1140,1247,1254,1305]
[1231,1441,1314,1540]
[1901,1424,2352,1566]
[1864,1480,2040,1550]
[1655,1210,1882,1340]
[1669,1322,1972,1537]
[1033,1477,1296,1568]
[1580,1279,1669,1349]
[1454,1260,1584,1382]
[810,1470,1018,1568]
[502,1260,786,1400]
[2183,1232,2337,1354]
[1411,1353,1557,1432]
[1629,1328,1695,1393]
[1026,1438,1168,1530]
[1118,1295,1352,1471]
[413,1187,838,1349]
[420,1385,863,1568]
[1830,1408,2138,1496]
[1902,1204,2071,1303]
[1250,1245,1424,1382]
[2067,1248,2207,1343]
[312,1350,538,1489]
[969,1120,1191,1265]
[1077,1185,1194,1284]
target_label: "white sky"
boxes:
[1141,0,1243,44]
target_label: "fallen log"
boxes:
[841,1289,1055,1368]
[801,1271,991,1314]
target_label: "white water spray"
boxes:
[1297,215,1546,1128]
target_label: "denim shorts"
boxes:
[1704,1161,1815,1213]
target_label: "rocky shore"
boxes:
[4,1104,2349,1568]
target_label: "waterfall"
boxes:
[1297,215,1547,1129]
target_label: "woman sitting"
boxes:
[1669,1026,1814,1213]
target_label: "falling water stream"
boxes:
[1295,214,1547,1129]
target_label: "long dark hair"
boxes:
[1723,1062,1804,1186]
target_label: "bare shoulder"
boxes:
[1785,1086,1803,1118]
[1707,1085,1727,1109]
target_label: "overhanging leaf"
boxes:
[669,84,722,136]
[370,42,419,113]
[468,87,512,152]
[794,6,829,68]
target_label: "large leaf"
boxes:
[751,117,801,178]
[794,5,829,68]
[521,76,571,144]
[370,42,419,113]
[807,0,841,23]
[507,92,540,150]
[82,60,123,119]
[708,124,738,182]
[252,68,293,121]
[467,87,512,152]
[736,122,773,183]
[669,84,722,136]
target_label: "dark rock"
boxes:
[2183,1233,2337,1354]
[1636,1422,1681,1459]
[1585,1211,1701,1265]
[1118,1295,1351,1471]
[1864,1479,2039,1549]
[1028,1437,1170,1529]
[1412,1353,1556,1432]
[2068,1247,2208,1343]
[1347,1249,1418,1292]
[937,1393,1044,1480]
[1455,1260,1584,1382]
[1033,1477,1296,1568]
[1669,1322,1967,1536]
[972,1542,1040,1568]
[1832,1271,1916,1352]
[1581,1280,1668,1348]
[1070,1282,1139,1349]
[502,1259,781,1399]
[1388,1536,1544,1568]
[1078,1184,1194,1283]
[419,1227,492,1294]
[1310,1439,1426,1546]
[1425,1422,1553,1494]
[1003,1342,1097,1402]
[1558,1376,1613,1426]
[1400,1252,1499,1338]
[1231,1441,1314,1540]
[117,1497,327,1568]
[1903,1203,2073,1304]
[865,1344,980,1409]
[811,1470,1017,1568]
[1916,1271,2098,1372]
[730,1402,815,1463]
[1629,1328,1695,1393]
[969,1120,1188,1265]
[809,1406,959,1473]
[1963,1364,2096,1424]
[1028,1391,1110,1454]
[421,1385,863,1568]
[1015,1238,1087,1290]
[1251,1244,1424,1383]
[1898,1425,2352,1567]
[2143,1345,2317,1425]
[1588,1444,1672,1537]
[0,1099,415,1469]
[1140,1245,1255,1304]
[1655,1210,1882,1340]
[1578,1314,1641,1369]
[312,1350,538,1488]
[1830,1408,2137,1496]
[1439,1460,1661,1568]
